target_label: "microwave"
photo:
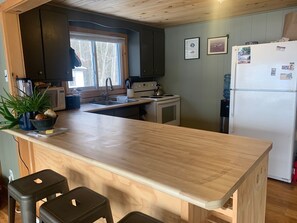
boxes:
[43,87,66,111]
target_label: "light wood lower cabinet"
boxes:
[17,138,268,223]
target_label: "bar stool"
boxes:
[8,169,69,223]
[39,186,114,223]
[118,211,163,223]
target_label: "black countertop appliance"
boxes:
[65,95,80,110]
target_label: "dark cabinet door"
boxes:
[41,9,72,81]
[19,9,46,80]
[93,106,140,120]
[20,7,72,81]
[153,30,165,76]
[140,29,154,77]
[114,106,140,119]
[128,27,164,78]
[138,28,165,77]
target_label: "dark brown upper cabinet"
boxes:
[128,27,165,78]
[153,29,165,77]
[62,8,165,78]
[19,7,73,81]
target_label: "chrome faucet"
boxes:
[104,77,113,100]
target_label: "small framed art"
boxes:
[184,37,200,60]
[207,36,228,55]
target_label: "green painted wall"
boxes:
[161,7,297,131]
[0,22,20,183]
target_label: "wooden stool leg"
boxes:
[20,200,36,223]
[8,195,16,223]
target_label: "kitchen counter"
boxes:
[80,98,152,113]
[4,110,272,222]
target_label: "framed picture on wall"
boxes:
[184,37,200,60]
[207,36,228,55]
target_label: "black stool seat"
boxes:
[39,186,114,223]
[8,169,69,223]
[118,211,163,223]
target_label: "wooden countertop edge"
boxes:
[3,128,272,210]
[204,147,271,209]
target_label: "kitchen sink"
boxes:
[92,99,138,106]
[92,100,121,105]
[126,99,138,103]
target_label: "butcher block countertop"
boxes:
[5,110,272,210]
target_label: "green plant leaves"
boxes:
[2,87,50,115]
[0,87,51,129]
[0,97,18,129]
[27,88,51,112]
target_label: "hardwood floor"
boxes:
[266,179,297,223]
[0,179,296,222]
[0,187,21,222]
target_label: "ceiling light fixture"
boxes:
[218,0,224,3]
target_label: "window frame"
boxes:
[66,26,129,99]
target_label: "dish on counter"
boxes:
[27,128,68,138]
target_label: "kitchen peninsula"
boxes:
[4,109,272,223]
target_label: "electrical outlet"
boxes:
[9,169,14,182]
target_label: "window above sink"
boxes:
[66,26,129,98]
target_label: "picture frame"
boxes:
[184,37,200,60]
[207,36,228,55]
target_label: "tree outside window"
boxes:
[68,32,125,90]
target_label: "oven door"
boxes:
[156,98,180,125]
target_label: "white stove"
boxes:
[132,81,180,102]
[139,95,181,102]
[132,81,180,125]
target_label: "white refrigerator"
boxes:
[229,41,297,183]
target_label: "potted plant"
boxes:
[0,88,50,130]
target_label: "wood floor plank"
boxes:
[0,179,297,222]
[265,180,297,223]
[0,188,21,223]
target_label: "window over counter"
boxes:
[67,27,128,97]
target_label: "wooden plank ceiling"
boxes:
[51,0,297,27]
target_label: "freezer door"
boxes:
[229,90,297,182]
[231,41,297,91]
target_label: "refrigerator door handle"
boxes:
[233,63,237,90]
[229,90,235,134]
[230,58,237,118]
[230,47,238,90]
[229,47,238,134]
[231,90,235,117]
